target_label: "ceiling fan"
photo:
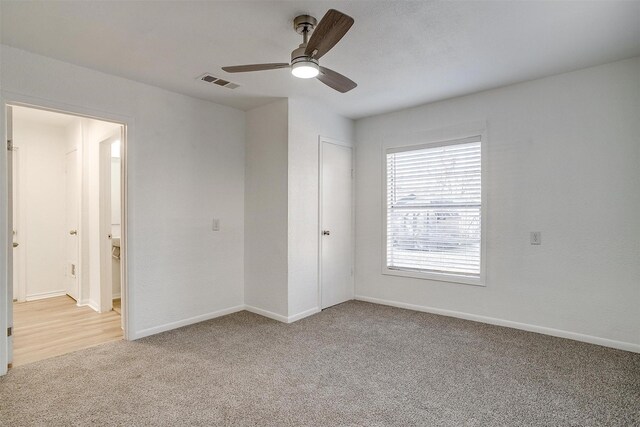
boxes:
[222,9,357,93]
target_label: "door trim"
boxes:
[1,93,132,375]
[99,135,119,313]
[317,136,355,310]
[11,139,25,303]
[5,105,14,369]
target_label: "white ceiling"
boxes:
[2,1,639,119]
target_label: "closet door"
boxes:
[319,138,354,309]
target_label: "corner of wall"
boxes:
[244,98,290,317]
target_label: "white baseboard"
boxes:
[130,304,315,341]
[288,307,320,323]
[112,293,121,300]
[25,290,66,301]
[77,300,101,313]
[131,305,245,340]
[243,305,320,323]
[244,305,288,323]
[355,295,640,353]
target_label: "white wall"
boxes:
[0,45,246,369]
[13,117,68,300]
[14,111,124,306]
[287,98,354,317]
[244,100,289,318]
[354,57,640,349]
[81,118,121,311]
[63,117,82,301]
[65,119,82,153]
[243,98,354,320]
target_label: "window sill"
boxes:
[382,267,485,287]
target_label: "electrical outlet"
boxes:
[212,218,220,232]
[530,231,541,245]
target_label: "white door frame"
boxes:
[1,93,132,375]
[98,133,121,313]
[11,137,25,303]
[5,105,14,367]
[317,136,355,310]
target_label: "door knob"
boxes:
[69,230,77,235]
[322,230,330,236]
[12,242,19,248]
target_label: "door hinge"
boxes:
[7,139,12,151]
[7,327,12,337]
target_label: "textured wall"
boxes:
[244,100,289,317]
[0,46,246,350]
[354,57,640,348]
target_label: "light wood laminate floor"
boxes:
[12,296,122,367]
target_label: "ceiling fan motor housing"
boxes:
[291,45,317,65]
[292,14,318,64]
[293,15,317,34]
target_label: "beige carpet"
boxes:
[1,301,638,426]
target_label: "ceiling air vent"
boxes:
[197,73,240,89]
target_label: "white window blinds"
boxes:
[386,137,482,278]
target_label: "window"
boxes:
[384,136,483,285]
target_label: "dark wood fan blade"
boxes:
[222,63,290,73]
[305,9,354,60]
[317,66,357,93]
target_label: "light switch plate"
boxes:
[530,231,541,245]
[212,218,220,232]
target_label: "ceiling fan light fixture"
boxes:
[222,10,357,92]
[291,59,319,79]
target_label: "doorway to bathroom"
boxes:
[7,104,127,367]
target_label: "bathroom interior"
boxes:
[10,105,124,366]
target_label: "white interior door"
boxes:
[65,149,79,300]
[98,137,114,313]
[320,139,354,309]
[11,140,22,302]
[7,105,14,367]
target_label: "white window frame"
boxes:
[382,132,487,287]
